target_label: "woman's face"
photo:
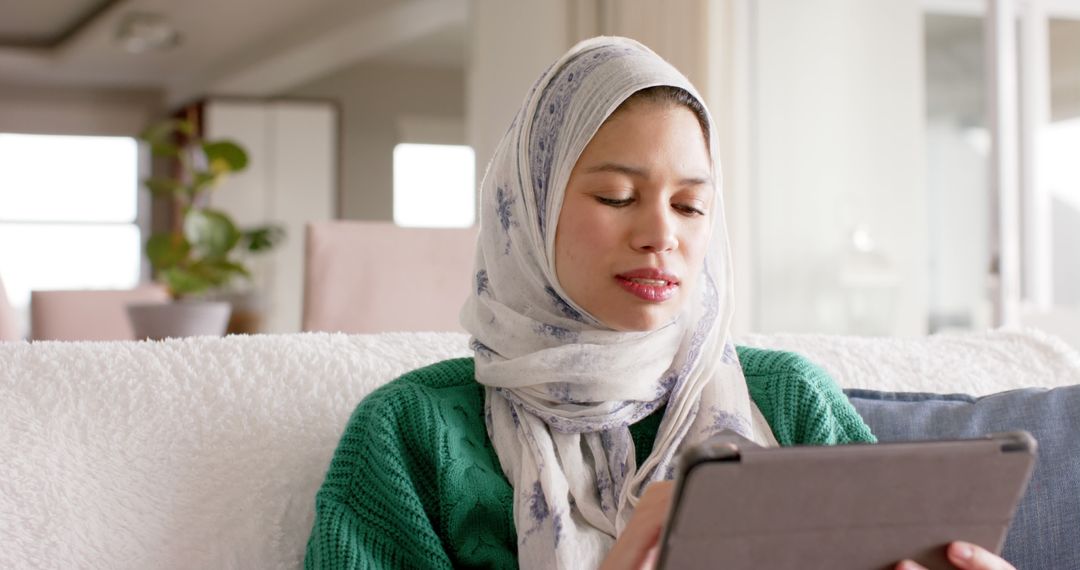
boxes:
[554,100,714,332]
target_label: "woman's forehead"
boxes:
[575,104,712,177]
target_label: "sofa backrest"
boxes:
[1,329,1077,569]
[1,332,472,569]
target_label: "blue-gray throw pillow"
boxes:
[845,386,1080,570]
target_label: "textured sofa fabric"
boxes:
[3,330,1078,569]
[847,386,1080,570]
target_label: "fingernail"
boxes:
[898,561,924,570]
[954,542,974,561]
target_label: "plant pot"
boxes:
[205,290,266,335]
[126,300,233,341]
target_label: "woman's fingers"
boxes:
[895,542,1015,570]
[599,480,675,570]
[639,543,661,570]
[625,480,674,548]
[946,541,1016,570]
[636,480,675,520]
[627,481,674,569]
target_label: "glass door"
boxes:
[924,0,1080,340]
[1044,17,1080,307]
[924,10,993,332]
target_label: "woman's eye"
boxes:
[596,196,633,207]
[675,203,706,216]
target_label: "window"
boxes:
[0,133,143,337]
[393,143,475,228]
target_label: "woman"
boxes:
[305,36,1013,570]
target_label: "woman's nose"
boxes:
[630,204,678,253]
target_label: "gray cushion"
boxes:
[845,386,1080,570]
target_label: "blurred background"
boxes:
[0,0,1078,346]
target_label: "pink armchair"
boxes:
[0,276,19,341]
[30,285,171,341]
[302,221,478,333]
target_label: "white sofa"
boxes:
[2,329,1078,569]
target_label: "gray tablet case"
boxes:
[658,431,1036,570]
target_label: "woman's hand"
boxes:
[896,542,1015,570]
[599,481,674,570]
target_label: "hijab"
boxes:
[460,36,777,569]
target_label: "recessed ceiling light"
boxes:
[115,12,182,54]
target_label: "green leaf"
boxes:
[176,120,196,136]
[194,171,218,186]
[139,118,194,141]
[162,258,249,297]
[242,225,285,252]
[201,141,248,173]
[188,171,220,199]
[145,233,190,270]
[183,259,250,290]
[184,209,241,259]
[139,118,194,158]
[201,258,251,279]
[161,267,213,296]
[143,178,186,196]
[138,121,172,144]
[149,142,180,157]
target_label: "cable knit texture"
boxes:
[304,347,876,569]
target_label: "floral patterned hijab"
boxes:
[460,36,777,569]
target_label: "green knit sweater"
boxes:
[305,347,876,569]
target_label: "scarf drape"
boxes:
[460,36,777,570]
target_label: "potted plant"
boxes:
[127,118,283,339]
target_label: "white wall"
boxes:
[751,0,928,336]
[204,99,338,333]
[466,1,575,188]
[289,62,465,220]
[0,83,162,137]
[465,0,719,187]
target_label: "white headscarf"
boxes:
[460,36,777,569]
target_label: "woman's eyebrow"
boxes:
[584,162,711,186]
[585,162,649,178]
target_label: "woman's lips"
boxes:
[615,268,679,302]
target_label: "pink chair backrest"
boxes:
[0,275,20,341]
[30,285,171,341]
[302,221,478,333]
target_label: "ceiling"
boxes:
[0,0,467,104]
[0,0,118,46]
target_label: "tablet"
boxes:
[657,431,1036,570]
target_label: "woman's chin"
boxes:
[601,306,680,332]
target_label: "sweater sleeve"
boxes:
[305,380,454,570]
[737,347,877,447]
